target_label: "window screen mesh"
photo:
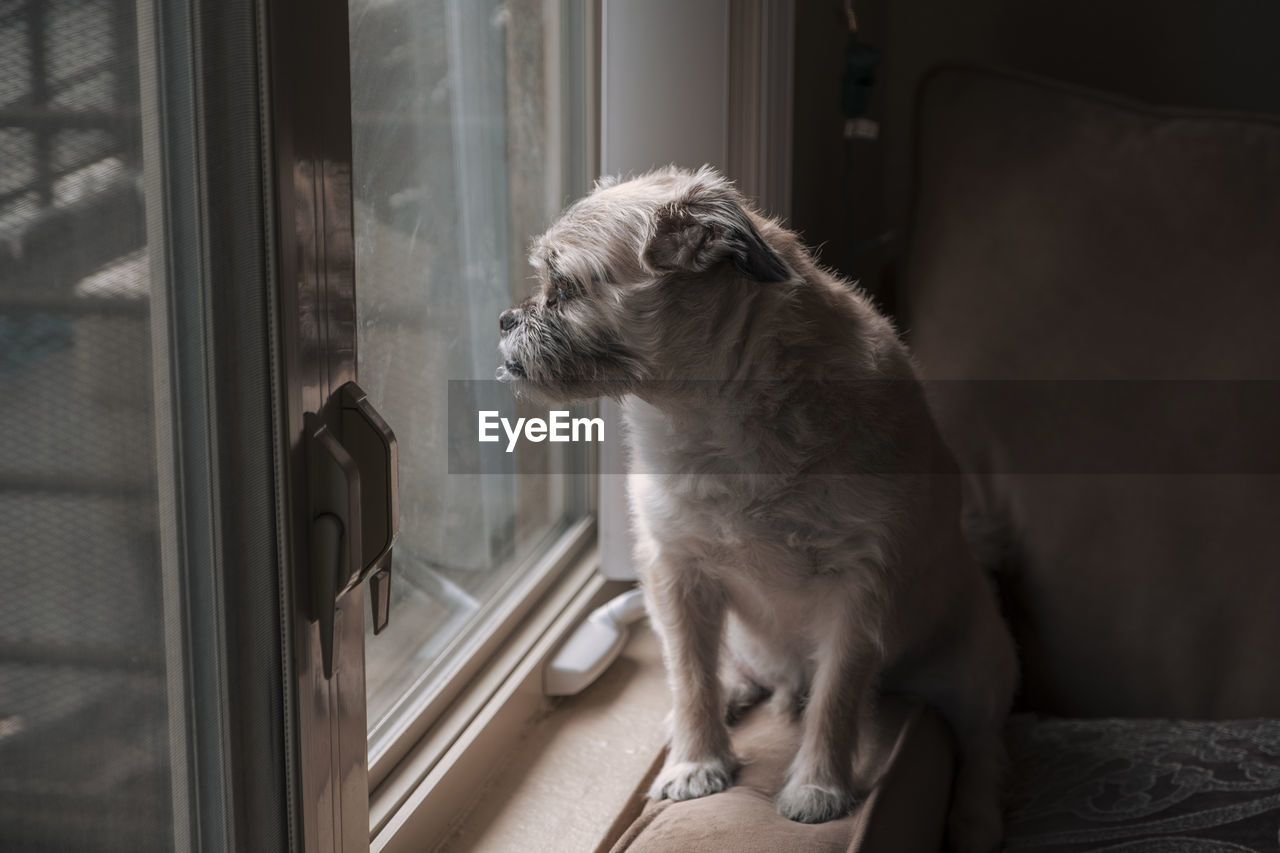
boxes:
[0,2,172,850]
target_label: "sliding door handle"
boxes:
[306,415,362,679]
[339,381,399,633]
[307,381,399,678]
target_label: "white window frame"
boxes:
[370,2,794,849]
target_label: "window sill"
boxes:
[372,550,669,853]
[433,623,667,853]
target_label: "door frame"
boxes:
[262,0,370,849]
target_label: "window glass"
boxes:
[0,1,185,849]
[349,0,592,747]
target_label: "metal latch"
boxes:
[307,381,399,679]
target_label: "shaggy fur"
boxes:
[497,166,1017,852]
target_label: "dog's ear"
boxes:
[644,183,791,283]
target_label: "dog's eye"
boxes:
[547,277,574,307]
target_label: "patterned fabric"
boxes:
[1004,716,1280,852]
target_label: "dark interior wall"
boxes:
[790,0,1280,313]
[789,0,893,306]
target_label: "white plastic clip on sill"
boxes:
[542,588,648,696]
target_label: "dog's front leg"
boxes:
[777,626,879,823]
[644,563,739,802]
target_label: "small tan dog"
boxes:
[497,166,1016,852]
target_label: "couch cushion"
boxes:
[609,699,954,853]
[903,66,1280,718]
[1004,715,1280,852]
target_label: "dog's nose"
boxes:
[499,308,520,333]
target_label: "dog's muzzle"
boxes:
[497,307,527,382]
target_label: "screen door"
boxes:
[0,0,368,850]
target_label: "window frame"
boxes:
[367,516,597,789]
[367,1,796,849]
[261,0,370,847]
[370,543,614,848]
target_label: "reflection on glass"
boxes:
[349,0,591,739]
[0,1,171,849]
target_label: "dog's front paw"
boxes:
[648,754,739,801]
[775,777,859,824]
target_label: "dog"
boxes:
[497,166,1017,852]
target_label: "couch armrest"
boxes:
[609,698,955,853]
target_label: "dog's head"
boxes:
[496,165,793,402]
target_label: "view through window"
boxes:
[348,0,594,758]
[0,1,206,848]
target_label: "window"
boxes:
[0,1,289,850]
[0,2,745,849]
[0,6,172,848]
[347,0,597,776]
